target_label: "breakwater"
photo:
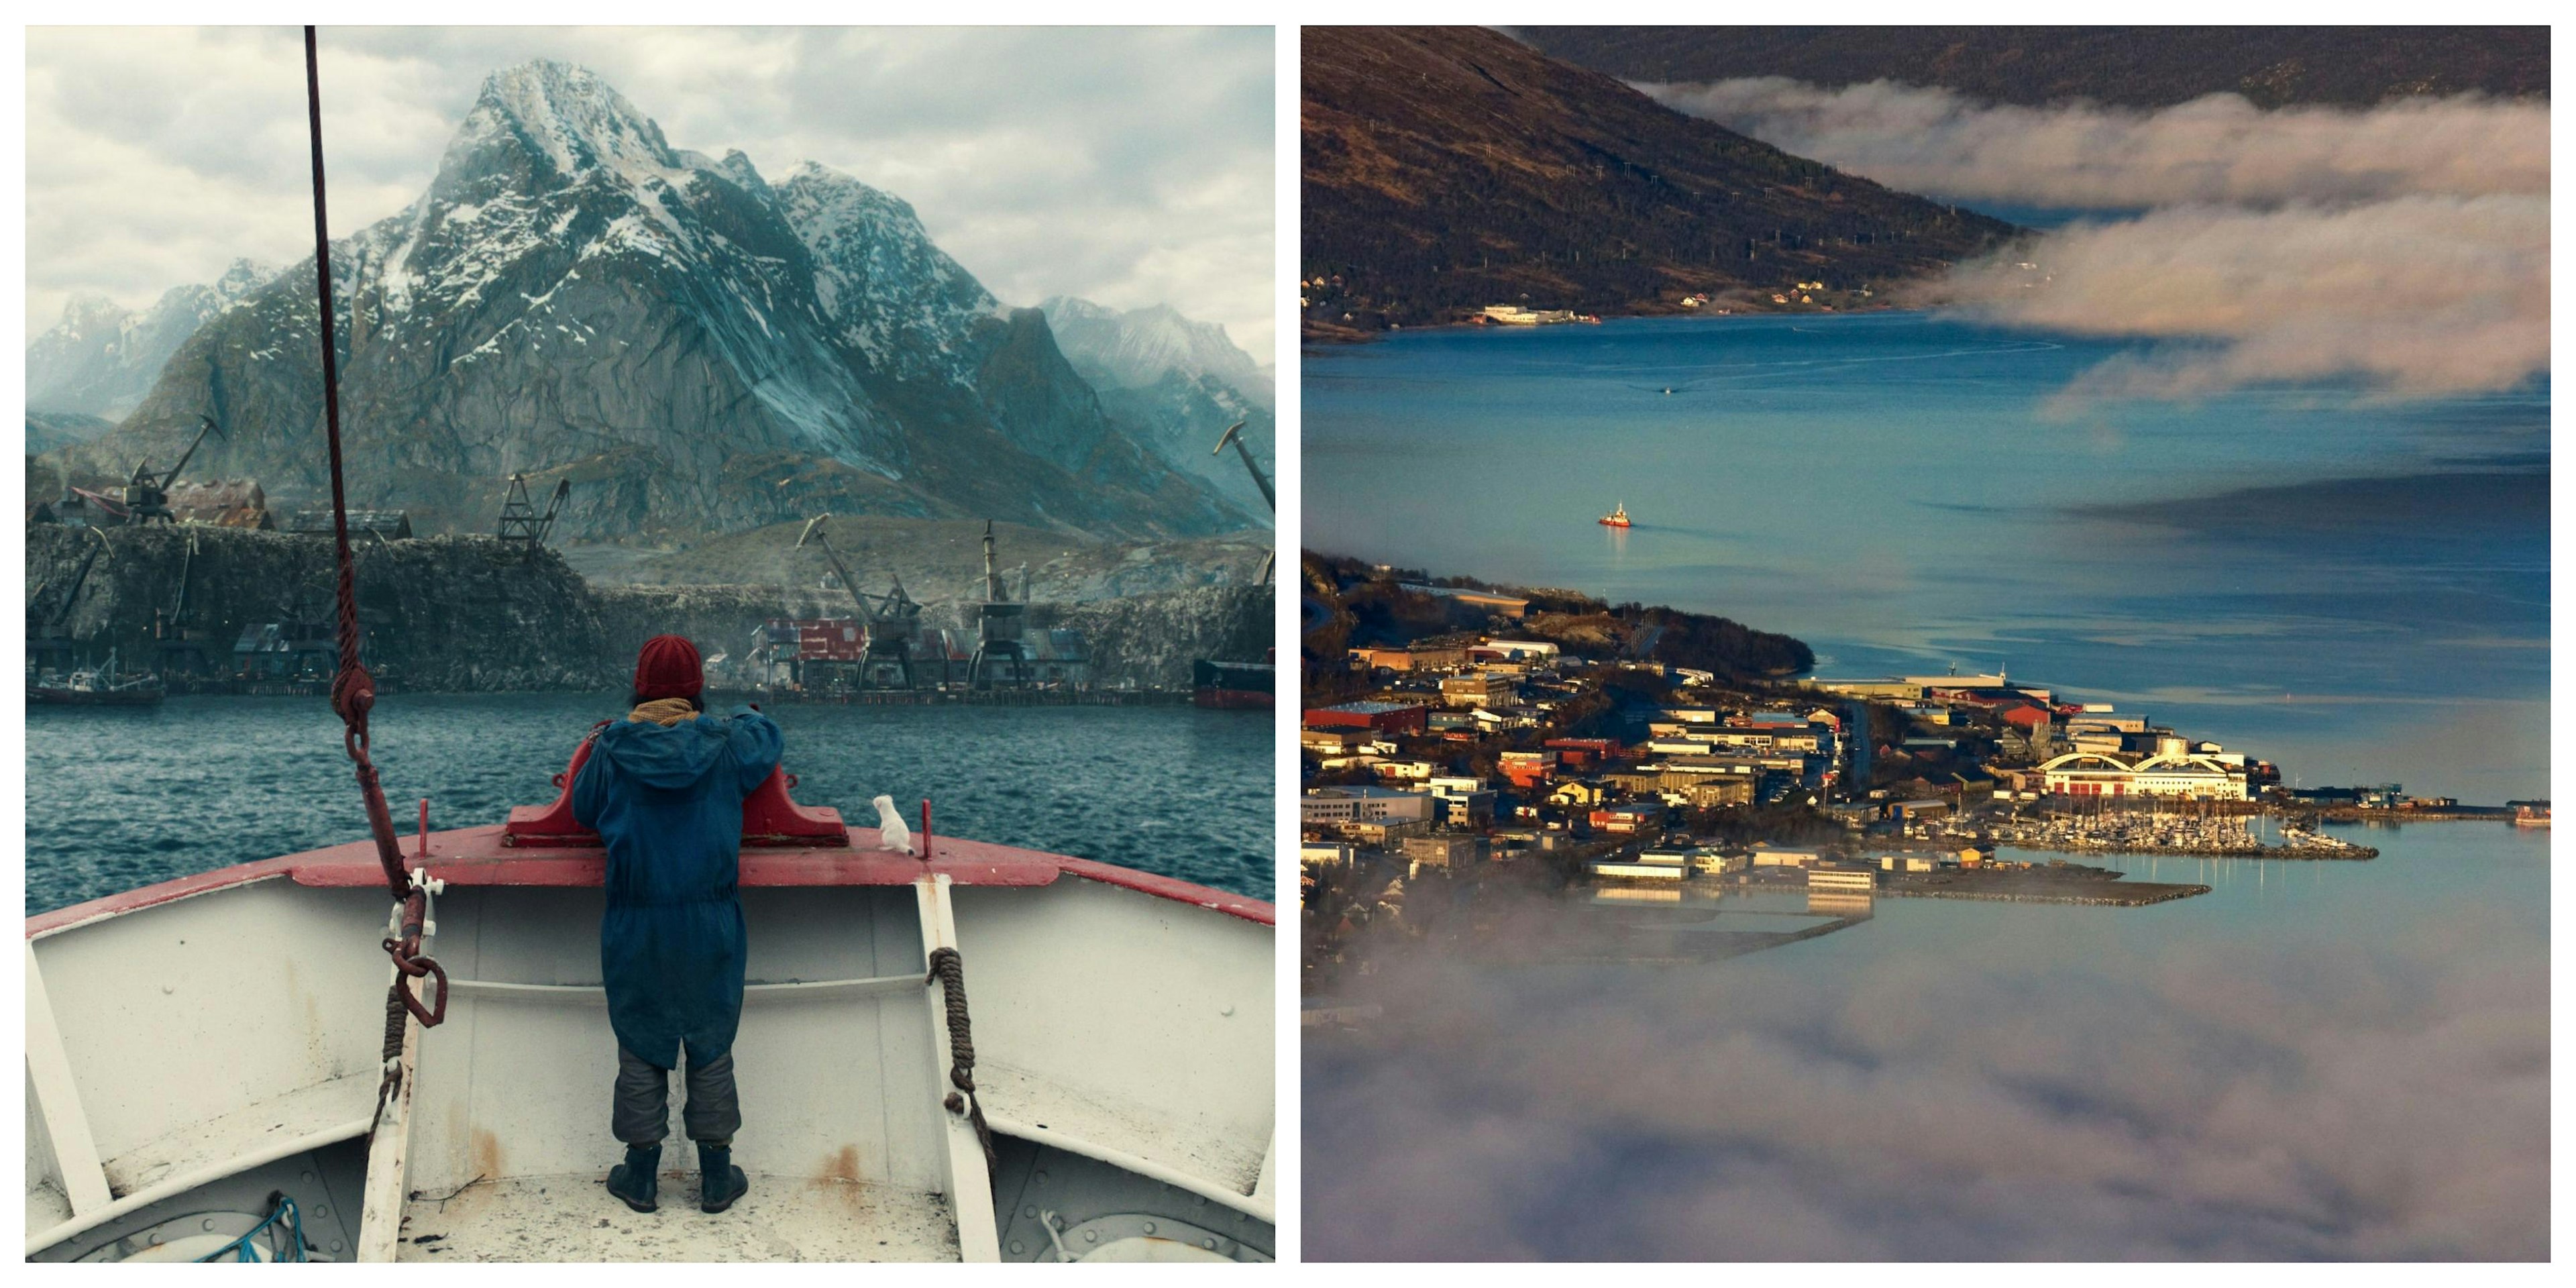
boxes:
[1877,876,2211,906]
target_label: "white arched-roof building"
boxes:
[2038,750,2251,800]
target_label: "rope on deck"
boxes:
[925,947,996,1173]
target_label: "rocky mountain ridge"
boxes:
[1301,26,2017,335]
[26,259,278,419]
[40,60,1251,544]
[1039,296,1276,519]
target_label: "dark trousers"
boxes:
[613,1044,741,1148]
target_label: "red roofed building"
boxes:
[1589,803,1665,835]
[1303,701,1429,735]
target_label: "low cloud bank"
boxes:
[1933,196,2548,400]
[1305,912,2548,1260]
[1644,78,2547,401]
[1646,78,2545,209]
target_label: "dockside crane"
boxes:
[797,513,923,690]
[67,415,225,525]
[967,521,1029,690]
[496,473,572,549]
[1213,419,1275,584]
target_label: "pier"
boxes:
[707,687,1197,708]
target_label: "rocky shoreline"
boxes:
[27,524,1267,693]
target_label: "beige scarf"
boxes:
[627,698,700,727]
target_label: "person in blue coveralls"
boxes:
[575,633,783,1215]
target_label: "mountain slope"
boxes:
[1039,297,1274,521]
[25,411,117,456]
[1040,296,1271,405]
[48,61,1246,543]
[1518,26,2551,109]
[1301,26,2017,334]
[25,260,277,418]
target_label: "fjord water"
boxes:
[1305,311,2548,802]
[24,696,1272,916]
[1303,313,2549,1258]
[1305,822,2549,1258]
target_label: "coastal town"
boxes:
[1299,559,2548,999]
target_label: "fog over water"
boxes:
[1648,79,2548,402]
[1306,825,2548,1259]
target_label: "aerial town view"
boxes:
[1300,26,2547,1262]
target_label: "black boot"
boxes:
[698,1142,749,1214]
[606,1144,660,1213]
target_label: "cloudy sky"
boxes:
[23,25,1275,361]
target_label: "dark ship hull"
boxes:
[1191,659,1273,710]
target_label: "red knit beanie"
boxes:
[633,634,704,700]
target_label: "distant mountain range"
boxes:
[1301,26,2017,336]
[24,411,117,457]
[35,60,1265,543]
[26,260,276,419]
[1518,26,2551,109]
[1040,297,1275,517]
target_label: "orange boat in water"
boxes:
[1598,502,1631,528]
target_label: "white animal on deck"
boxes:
[872,795,916,855]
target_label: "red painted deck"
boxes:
[28,822,1274,938]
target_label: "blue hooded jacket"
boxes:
[572,706,784,1069]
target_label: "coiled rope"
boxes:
[924,947,995,1171]
[305,26,445,1128]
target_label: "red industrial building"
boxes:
[1590,803,1665,835]
[1301,701,1429,735]
[1544,737,1621,768]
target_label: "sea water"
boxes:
[1305,312,2548,802]
[24,695,1273,914]
[1302,312,2548,1258]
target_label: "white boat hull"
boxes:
[27,828,1273,1262]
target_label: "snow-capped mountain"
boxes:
[1039,297,1274,522]
[49,61,1246,543]
[1039,297,1271,407]
[25,259,278,419]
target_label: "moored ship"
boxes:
[28,651,166,707]
[1191,656,1275,710]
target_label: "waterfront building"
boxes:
[1590,859,1684,882]
[2037,749,2253,800]
[1807,678,1925,700]
[1808,867,1878,893]
[1302,786,1434,826]
[1748,843,1821,867]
